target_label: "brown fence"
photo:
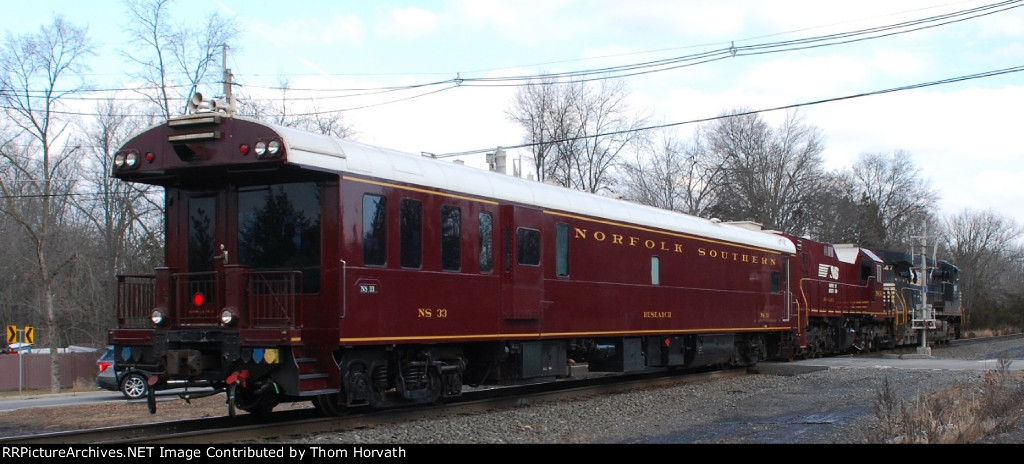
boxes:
[0,352,99,392]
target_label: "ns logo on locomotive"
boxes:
[107,93,961,416]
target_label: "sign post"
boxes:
[6,325,34,393]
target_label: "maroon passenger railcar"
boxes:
[109,106,824,416]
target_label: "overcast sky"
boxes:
[4,0,1023,231]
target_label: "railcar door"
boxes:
[500,205,544,320]
[177,190,232,324]
[173,182,326,326]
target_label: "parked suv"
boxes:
[96,346,151,399]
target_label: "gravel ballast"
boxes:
[289,337,1024,444]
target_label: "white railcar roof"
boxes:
[834,244,882,264]
[271,119,796,254]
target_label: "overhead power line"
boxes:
[241,0,1023,92]
[0,0,1019,116]
[436,63,1024,157]
[2,63,1021,200]
[2,64,1021,157]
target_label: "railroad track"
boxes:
[0,367,747,444]
[6,334,1018,445]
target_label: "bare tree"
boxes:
[0,15,93,392]
[74,97,164,343]
[848,150,940,249]
[618,127,722,216]
[235,78,357,138]
[121,0,240,118]
[551,79,647,194]
[506,76,573,183]
[507,77,645,192]
[942,209,1024,329]
[0,137,37,339]
[703,109,828,233]
[292,104,357,139]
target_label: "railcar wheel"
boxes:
[427,368,445,405]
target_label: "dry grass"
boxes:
[964,327,1024,338]
[0,377,98,398]
[871,358,1024,443]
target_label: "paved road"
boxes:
[806,355,1020,370]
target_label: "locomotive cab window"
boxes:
[237,182,322,293]
[860,262,873,282]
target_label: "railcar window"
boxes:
[238,182,322,293]
[400,199,422,269]
[187,196,216,274]
[860,262,872,281]
[771,270,781,293]
[516,228,540,266]
[362,194,387,266]
[555,223,569,277]
[441,205,461,271]
[651,256,659,285]
[479,212,493,273]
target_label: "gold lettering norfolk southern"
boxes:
[573,227,778,266]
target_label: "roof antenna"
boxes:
[220,44,235,115]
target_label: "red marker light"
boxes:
[239,143,249,155]
[192,292,205,307]
[145,152,155,163]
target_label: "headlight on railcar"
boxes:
[254,139,283,159]
[151,309,165,326]
[113,151,141,171]
[220,309,238,326]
